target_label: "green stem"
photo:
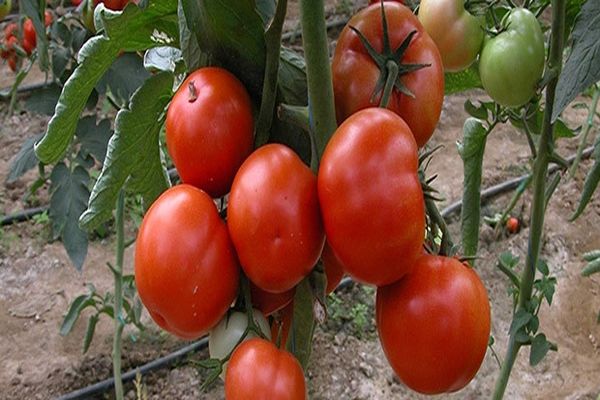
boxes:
[492,0,565,397]
[112,190,125,400]
[300,0,337,160]
[379,60,399,109]
[570,83,600,177]
[425,197,453,256]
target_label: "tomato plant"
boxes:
[165,67,254,198]
[225,338,307,400]
[318,107,425,286]
[332,1,444,146]
[134,185,240,340]
[228,143,325,293]
[376,255,491,394]
[479,8,544,107]
[418,0,484,72]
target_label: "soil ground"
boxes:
[1,1,599,399]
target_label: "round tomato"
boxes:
[251,282,295,316]
[479,8,544,107]
[94,0,128,10]
[321,241,344,294]
[228,143,325,293]
[318,108,425,286]
[166,67,254,198]
[332,2,444,147]
[134,185,240,340]
[225,338,307,400]
[506,216,520,234]
[0,0,11,21]
[418,0,484,72]
[208,309,271,378]
[376,254,491,394]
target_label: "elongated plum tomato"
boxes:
[332,2,444,147]
[318,108,425,286]
[376,255,491,394]
[166,67,254,198]
[228,143,325,294]
[225,338,307,400]
[418,0,484,72]
[134,185,240,340]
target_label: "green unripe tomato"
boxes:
[479,8,545,107]
[208,309,271,379]
[0,0,12,20]
[418,0,484,72]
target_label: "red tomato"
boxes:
[23,19,37,48]
[228,144,325,293]
[270,300,294,348]
[251,282,295,316]
[44,10,53,27]
[318,108,425,286]
[21,36,34,55]
[225,338,307,400]
[376,255,491,394]
[506,217,520,234]
[321,241,344,294]
[7,54,17,71]
[72,0,83,5]
[166,67,254,198]
[332,2,444,147]
[94,0,128,10]
[134,185,240,340]
[4,23,17,40]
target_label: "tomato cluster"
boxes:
[1,11,52,72]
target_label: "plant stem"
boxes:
[492,0,565,398]
[300,0,337,159]
[570,83,600,177]
[112,190,126,400]
[379,60,399,109]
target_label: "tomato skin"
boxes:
[479,8,544,107]
[94,0,128,10]
[376,255,491,394]
[251,282,295,316]
[418,0,484,72]
[318,108,425,286]
[321,241,344,294]
[166,67,254,198]
[44,10,53,27]
[506,216,519,234]
[23,19,37,48]
[134,185,240,340]
[332,2,444,147]
[228,143,325,293]
[225,338,307,400]
[7,54,17,71]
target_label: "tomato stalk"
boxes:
[300,0,337,159]
[569,83,600,177]
[492,0,565,397]
[112,189,126,400]
[379,60,399,109]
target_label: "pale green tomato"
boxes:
[208,309,271,379]
[0,0,12,20]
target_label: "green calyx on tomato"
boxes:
[332,2,444,147]
[418,0,484,72]
[479,8,544,108]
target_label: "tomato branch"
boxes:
[111,190,126,400]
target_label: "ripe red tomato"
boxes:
[228,143,325,293]
[94,0,128,10]
[321,241,344,294]
[134,185,240,340]
[166,67,254,198]
[7,54,17,71]
[332,2,444,147]
[44,10,53,27]
[251,282,295,316]
[72,0,83,5]
[376,255,491,394]
[506,217,520,234]
[23,19,37,51]
[270,300,294,348]
[318,108,425,286]
[4,23,17,40]
[225,338,307,400]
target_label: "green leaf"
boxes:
[287,278,315,369]
[571,135,600,220]
[144,46,183,73]
[52,47,71,80]
[7,133,43,183]
[528,315,539,335]
[20,0,49,70]
[60,294,96,336]
[459,118,488,260]
[255,0,276,26]
[76,116,112,163]
[50,163,90,270]
[179,0,204,71]
[25,85,62,116]
[583,250,600,261]
[552,0,600,120]
[97,53,151,105]
[79,72,173,231]
[530,333,551,366]
[464,99,488,120]
[509,308,532,336]
[554,118,576,139]
[499,251,520,269]
[536,259,550,275]
[583,258,600,277]
[444,64,482,95]
[82,314,99,354]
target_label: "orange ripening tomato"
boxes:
[225,338,307,400]
[318,108,425,286]
[228,143,325,293]
[166,67,254,198]
[376,255,491,394]
[134,185,240,340]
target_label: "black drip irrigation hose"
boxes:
[1,205,47,226]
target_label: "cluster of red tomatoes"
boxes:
[134,2,493,398]
[0,10,52,72]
